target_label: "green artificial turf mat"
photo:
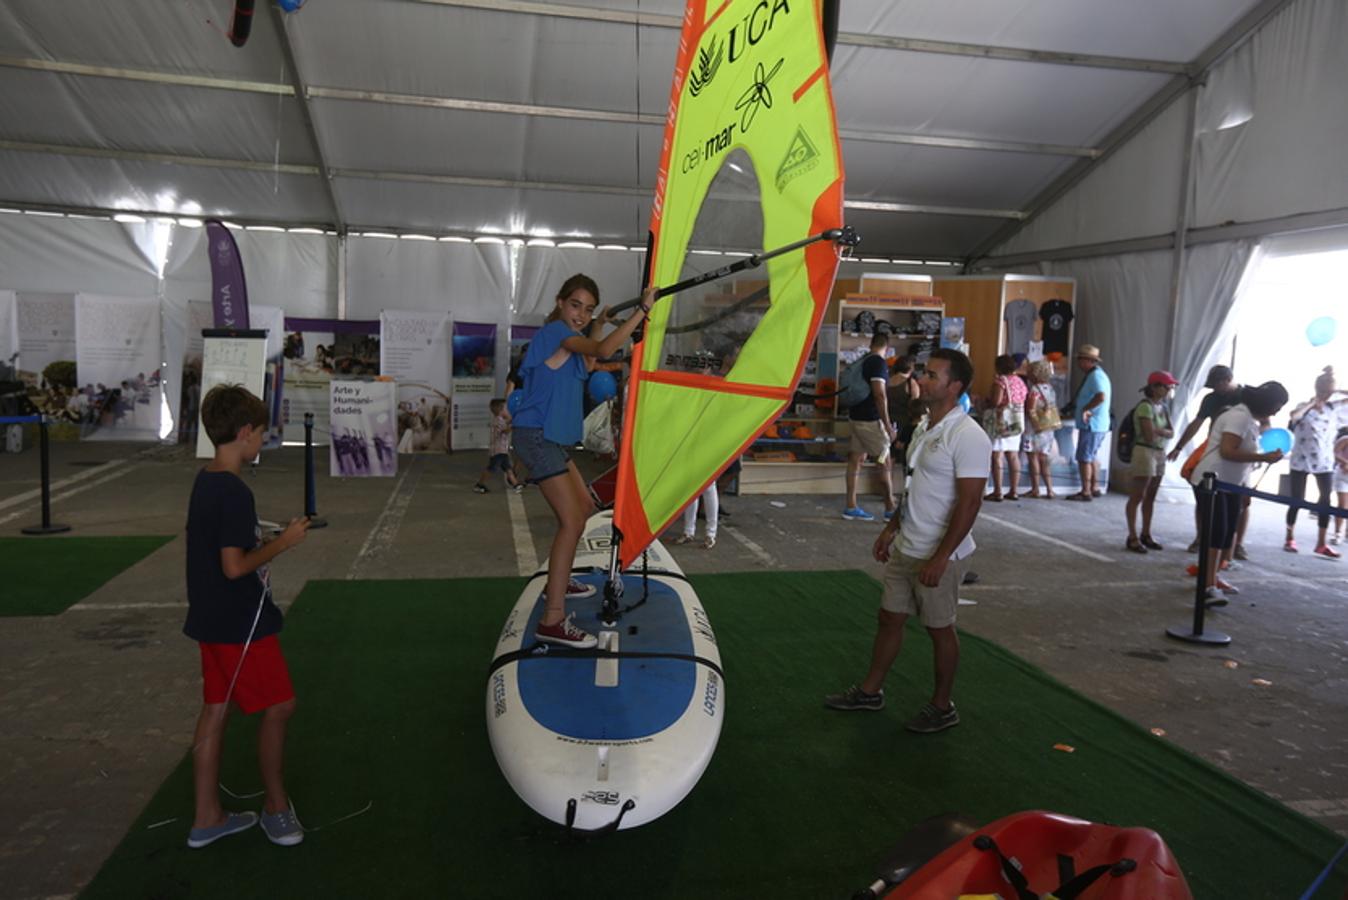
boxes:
[0,535,175,616]
[83,572,1346,899]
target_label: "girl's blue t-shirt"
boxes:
[512,319,588,445]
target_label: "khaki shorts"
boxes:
[851,419,891,463]
[1130,446,1167,478]
[881,552,969,629]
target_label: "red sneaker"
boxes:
[566,578,596,599]
[1313,544,1341,560]
[535,613,597,649]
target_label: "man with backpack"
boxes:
[843,332,897,521]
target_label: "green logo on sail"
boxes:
[688,36,724,97]
[774,127,819,191]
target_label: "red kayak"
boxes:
[881,810,1192,899]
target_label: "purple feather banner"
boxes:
[205,220,250,329]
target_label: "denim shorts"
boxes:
[512,427,570,484]
[1076,429,1108,463]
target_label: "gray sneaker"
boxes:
[824,685,884,711]
[260,806,304,846]
[904,702,959,733]
[187,811,258,849]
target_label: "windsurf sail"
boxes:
[611,0,846,569]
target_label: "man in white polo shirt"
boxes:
[825,348,991,733]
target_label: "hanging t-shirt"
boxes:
[1003,299,1036,356]
[1039,299,1074,355]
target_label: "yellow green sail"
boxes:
[613,0,845,566]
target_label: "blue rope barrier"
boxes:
[0,415,42,425]
[1213,478,1348,520]
[1298,837,1348,900]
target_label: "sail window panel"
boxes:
[0,70,316,167]
[830,47,1169,150]
[0,149,332,223]
[838,0,1255,63]
[0,0,289,81]
[333,176,646,241]
[655,148,766,383]
[842,140,1073,212]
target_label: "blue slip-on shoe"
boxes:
[187,811,258,849]
[883,508,897,521]
[842,507,875,521]
[260,806,304,847]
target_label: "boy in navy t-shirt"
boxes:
[185,385,310,849]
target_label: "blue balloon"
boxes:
[958,392,972,413]
[1306,316,1337,347]
[1259,427,1292,455]
[278,0,305,12]
[588,371,617,403]
[506,389,524,415]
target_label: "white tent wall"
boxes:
[0,215,159,296]
[1192,0,1348,229]
[988,102,1188,258]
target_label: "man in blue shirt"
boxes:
[1066,344,1111,501]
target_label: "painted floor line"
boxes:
[0,458,128,512]
[962,573,1348,593]
[0,463,140,527]
[506,487,538,577]
[980,512,1114,563]
[724,524,777,568]
[346,460,417,580]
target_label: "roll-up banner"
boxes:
[196,330,269,458]
[0,291,15,383]
[205,220,250,329]
[329,377,398,477]
[13,293,78,437]
[74,294,162,442]
[379,310,451,454]
[451,321,497,451]
[281,318,379,444]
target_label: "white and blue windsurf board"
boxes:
[486,511,724,831]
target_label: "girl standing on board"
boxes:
[511,275,659,649]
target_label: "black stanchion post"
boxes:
[303,412,328,530]
[22,416,71,535]
[1167,472,1230,645]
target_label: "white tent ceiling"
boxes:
[0,0,1286,261]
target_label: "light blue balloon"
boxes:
[588,371,617,403]
[1306,316,1337,347]
[958,392,972,413]
[506,390,524,415]
[1259,427,1292,455]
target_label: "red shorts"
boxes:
[199,635,295,714]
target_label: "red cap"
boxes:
[1147,370,1179,386]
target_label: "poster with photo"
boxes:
[0,292,16,382]
[280,318,380,444]
[451,322,497,451]
[13,293,79,435]
[380,310,451,454]
[74,294,162,442]
[329,378,398,477]
[507,324,539,391]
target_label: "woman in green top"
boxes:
[1125,371,1178,553]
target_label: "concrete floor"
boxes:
[2,440,1346,899]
